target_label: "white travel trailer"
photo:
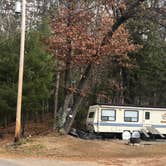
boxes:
[86,105,166,138]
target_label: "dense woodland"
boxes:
[0,0,165,135]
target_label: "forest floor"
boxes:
[0,121,166,166]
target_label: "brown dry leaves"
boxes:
[48,1,140,68]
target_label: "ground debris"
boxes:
[69,128,102,140]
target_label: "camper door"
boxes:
[143,110,151,125]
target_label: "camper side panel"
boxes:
[143,110,166,134]
[97,108,144,133]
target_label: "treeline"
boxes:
[0,30,54,128]
[0,0,56,128]
[0,0,165,132]
[92,12,166,106]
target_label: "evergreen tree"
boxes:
[125,8,166,106]
[0,30,54,128]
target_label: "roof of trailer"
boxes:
[91,104,166,111]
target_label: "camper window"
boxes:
[124,110,138,122]
[88,112,95,118]
[145,112,150,120]
[101,109,116,121]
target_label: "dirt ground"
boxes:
[1,134,166,165]
[1,122,166,166]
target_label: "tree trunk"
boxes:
[58,4,73,129]
[3,115,8,128]
[34,110,38,123]
[41,100,45,122]
[21,110,26,137]
[119,68,124,105]
[60,64,92,134]
[53,71,60,131]
[153,92,157,106]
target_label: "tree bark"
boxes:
[21,110,26,137]
[119,68,124,105]
[153,92,157,106]
[60,64,92,134]
[41,100,45,122]
[58,2,73,129]
[53,71,60,130]
[3,115,8,128]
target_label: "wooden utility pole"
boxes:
[15,0,26,142]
